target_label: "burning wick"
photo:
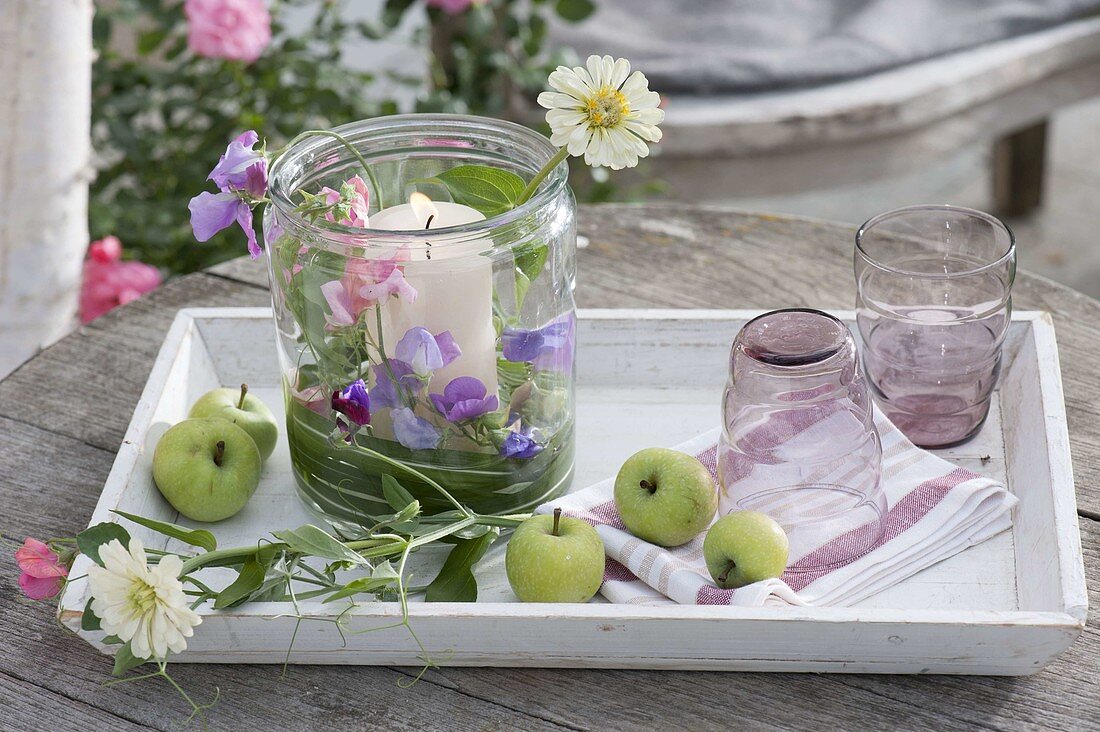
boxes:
[424,214,434,260]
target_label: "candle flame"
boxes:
[409,192,438,228]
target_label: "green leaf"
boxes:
[112,511,217,552]
[435,165,526,217]
[81,599,102,631]
[77,523,132,567]
[136,28,167,55]
[424,531,497,602]
[515,242,549,281]
[112,642,148,676]
[555,0,596,21]
[391,500,421,525]
[381,474,416,512]
[323,576,393,603]
[493,480,534,495]
[323,561,400,603]
[382,0,416,27]
[214,558,266,609]
[515,270,532,308]
[272,525,369,565]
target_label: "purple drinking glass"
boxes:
[855,205,1016,448]
[717,309,886,572]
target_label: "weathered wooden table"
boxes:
[1,205,1096,730]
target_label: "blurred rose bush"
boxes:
[184,0,273,62]
[80,236,162,323]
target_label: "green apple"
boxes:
[188,384,278,460]
[703,511,789,589]
[506,509,605,603]
[152,418,262,522]
[613,448,718,547]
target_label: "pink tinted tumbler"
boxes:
[717,309,886,571]
[855,205,1016,448]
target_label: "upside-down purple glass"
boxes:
[717,309,886,571]
[855,205,1016,448]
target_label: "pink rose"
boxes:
[16,538,68,601]
[80,238,163,324]
[185,0,272,64]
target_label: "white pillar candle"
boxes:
[368,194,499,408]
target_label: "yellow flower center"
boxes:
[585,86,629,129]
[128,581,159,614]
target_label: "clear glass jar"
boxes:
[264,115,576,529]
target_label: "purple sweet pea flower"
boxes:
[187,191,263,259]
[188,191,240,241]
[501,313,575,373]
[395,327,461,377]
[430,377,499,422]
[243,162,267,199]
[332,379,371,427]
[189,130,268,258]
[500,429,543,459]
[370,360,419,410]
[235,201,261,259]
[391,408,441,450]
[209,131,267,193]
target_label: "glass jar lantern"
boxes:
[264,115,576,529]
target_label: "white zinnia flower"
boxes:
[88,538,202,660]
[537,54,664,170]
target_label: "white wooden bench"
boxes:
[655,16,1100,213]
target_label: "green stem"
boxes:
[278,129,385,209]
[369,305,416,411]
[417,512,528,528]
[180,538,393,575]
[515,146,569,206]
[353,442,470,516]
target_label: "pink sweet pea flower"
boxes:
[361,267,417,304]
[320,250,416,327]
[80,238,163,324]
[320,175,370,227]
[16,538,68,600]
[185,0,272,64]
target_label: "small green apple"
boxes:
[152,418,262,522]
[703,511,789,589]
[506,509,605,603]
[614,448,717,547]
[188,384,278,460]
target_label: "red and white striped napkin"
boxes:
[537,410,1016,607]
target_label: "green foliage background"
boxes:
[90,0,661,276]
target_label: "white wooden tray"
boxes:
[58,308,1087,674]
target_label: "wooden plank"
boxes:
[363,519,1100,731]
[0,273,269,453]
[56,309,1078,673]
[0,565,575,731]
[2,204,1099,728]
[2,518,1095,730]
[0,672,148,732]
[17,206,1100,519]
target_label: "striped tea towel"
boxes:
[537,410,1016,607]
